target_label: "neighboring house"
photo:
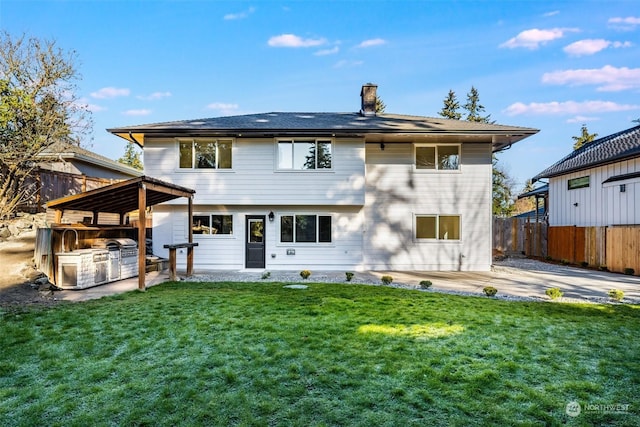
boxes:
[37,141,143,180]
[30,141,143,220]
[532,125,640,227]
[108,84,537,272]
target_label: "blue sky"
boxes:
[2,0,639,190]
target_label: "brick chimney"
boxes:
[360,83,378,116]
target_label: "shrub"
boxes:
[419,280,432,289]
[381,275,393,285]
[545,287,563,300]
[608,289,624,301]
[483,286,498,297]
[599,265,609,272]
[345,272,354,282]
[624,268,635,276]
[560,259,570,265]
[300,270,311,280]
[261,271,271,280]
[580,261,588,268]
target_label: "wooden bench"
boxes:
[163,243,199,281]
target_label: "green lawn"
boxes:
[1,281,638,426]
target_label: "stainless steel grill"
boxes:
[91,238,138,280]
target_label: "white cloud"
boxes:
[90,87,130,99]
[503,100,640,116]
[499,27,578,49]
[356,38,387,48]
[333,59,364,69]
[564,39,632,56]
[268,34,326,48]
[608,16,640,30]
[566,115,599,123]
[542,65,640,91]
[86,103,106,113]
[207,102,239,115]
[224,6,255,20]
[137,91,172,101]
[543,10,560,17]
[314,46,339,56]
[123,109,152,116]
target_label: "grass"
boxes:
[1,281,639,426]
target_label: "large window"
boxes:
[416,215,460,240]
[192,214,233,235]
[568,176,589,190]
[415,145,460,170]
[179,139,232,169]
[280,214,332,243]
[278,139,332,170]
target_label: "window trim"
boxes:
[177,138,234,171]
[413,143,461,172]
[191,212,235,238]
[568,175,589,190]
[275,138,334,171]
[278,213,333,244]
[414,214,462,241]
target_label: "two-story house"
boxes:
[108,84,537,272]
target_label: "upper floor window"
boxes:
[568,176,589,190]
[192,214,233,235]
[415,145,460,170]
[179,139,232,169]
[277,139,332,170]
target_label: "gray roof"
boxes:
[533,125,640,181]
[38,141,143,177]
[108,112,538,152]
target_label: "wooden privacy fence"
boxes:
[546,225,639,275]
[493,217,547,258]
[18,169,119,213]
[606,226,640,274]
[496,218,640,275]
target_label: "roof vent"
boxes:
[360,83,378,116]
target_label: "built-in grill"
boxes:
[92,238,139,280]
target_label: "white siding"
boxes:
[147,137,493,271]
[363,142,493,271]
[153,204,363,271]
[549,157,640,226]
[144,137,365,206]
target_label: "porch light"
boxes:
[268,211,275,221]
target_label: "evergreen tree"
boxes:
[438,89,462,120]
[572,124,598,150]
[492,155,515,217]
[375,95,386,113]
[463,86,492,123]
[118,142,144,170]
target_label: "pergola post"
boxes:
[137,182,147,291]
[187,195,194,276]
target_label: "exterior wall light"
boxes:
[268,211,275,221]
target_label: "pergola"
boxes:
[47,176,195,290]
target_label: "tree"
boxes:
[463,86,492,123]
[572,124,598,150]
[438,89,462,120]
[492,155,516,216]
[0,32,91,218]
[375,95,386,113]
[118,142,144,170]
[512,180,537,215]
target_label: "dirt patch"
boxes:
[0,232,61,307]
